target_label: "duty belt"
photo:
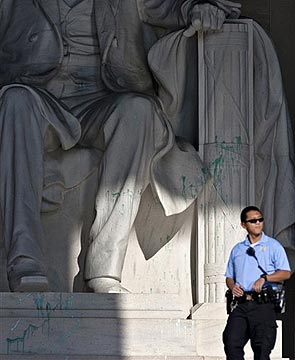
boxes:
[226,285,286,314]
[236,288,274,304]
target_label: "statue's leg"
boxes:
[0,86,70,291]
[82,93,168,292]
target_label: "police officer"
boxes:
[223,205,291,360]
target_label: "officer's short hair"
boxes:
[240,206,263,222]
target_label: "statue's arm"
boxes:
[0,0,15,85]
[137,0,241,30]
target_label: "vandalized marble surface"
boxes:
[0,0,294,299]
[0,293,284,358]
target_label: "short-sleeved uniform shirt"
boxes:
[225,232,290,291]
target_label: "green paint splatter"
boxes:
[211,153,224,188]
[181,176,187,200]
[234,136,242,154]
[6,294,74,354]
[112,192,121,200]
[203,135,245,207]
[6,320,49,354]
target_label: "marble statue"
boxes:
[1,0,294,295]
[0,0,242,292]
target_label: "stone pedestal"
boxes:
[1,293,196,359]
[0,293,285,359]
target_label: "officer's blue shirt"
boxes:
[225,232,291,291]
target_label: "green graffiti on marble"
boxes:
[6,293,74,354]
[203,136,243,207]
[112,192,121,200]
[6,320,49,354]
[234,136,242,153]
[110,188,143,215]
[181,176,187,200]
[181,172,207,201]
[34,293,73,314]
[187,183,199,199]
[211,153,224,187]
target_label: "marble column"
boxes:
[197,20,255,303]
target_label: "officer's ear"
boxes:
[241,221,247,230]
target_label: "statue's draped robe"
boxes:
[147,22,295,251]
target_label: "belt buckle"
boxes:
[246,294,253,301]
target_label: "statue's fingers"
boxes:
[199,14,211,32]
[207,12,218,31]
[191,14,202,31]
[217,9,226,29]
[212,9,226,30]
[183,25,197,38]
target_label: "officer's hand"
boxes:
[253,277,265,293]
[184,4,226,37]
[231,283,244,297]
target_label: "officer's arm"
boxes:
[253,270,291,292]
[262,270,291,284]
[226,277,244,297]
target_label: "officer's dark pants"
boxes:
[223,301,277,360]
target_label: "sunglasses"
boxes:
[244,217,264,224]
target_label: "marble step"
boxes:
[1,292,188,319]
[1,292,196,357]
[1,293,286,359]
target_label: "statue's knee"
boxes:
[0,86,47,130]
[125,94,154,113]
[120,94,155,129]
[1,86,34,106]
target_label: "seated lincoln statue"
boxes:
[0,0,244,292]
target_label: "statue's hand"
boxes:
[184,1,241,37]
[186,3,226,36]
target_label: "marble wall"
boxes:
[239,0,295,129]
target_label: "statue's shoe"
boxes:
[8,257,49,292]
[10,275,49,292]
[87,277,130,293]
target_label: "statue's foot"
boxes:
[10,276,49,292]
[87,277,130,293]
[8,257,49,292]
